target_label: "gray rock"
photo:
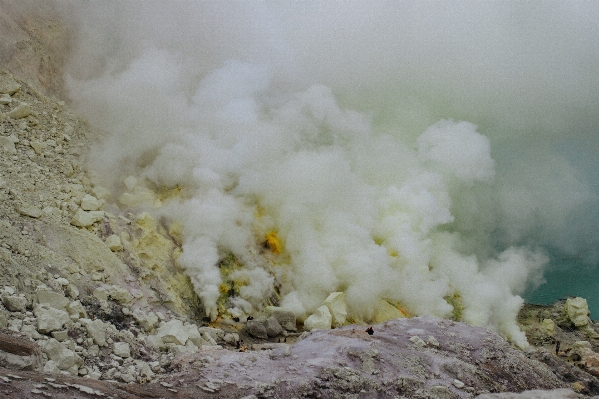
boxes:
[265,316,283,338]
[0,73,21,94]
[84,319,107,346]
[184,324,207,347]
[51,330,69,342]
[34,304,70,334]
[133,311,159,332]
[113,342,130,358]
[265,306,297,331]
[43,338,82,370]
[246,320,268,339]
[2,295,28,312]
[43,360,61,374]
[19,324,42,340]
[198,326,225,344]
[36,289,70,311]
[157,319,188,345]
[66,300,87,319]
[8,102,30,119]
[224,332,240,345]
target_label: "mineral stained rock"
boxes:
[167,316,576,398]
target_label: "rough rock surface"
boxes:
[165,317,589,398]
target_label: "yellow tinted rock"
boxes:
[8,102,30,119]
[323,292,347,328]
[372,299,406,324]
[105,235,123,251]
[564,297,590,327]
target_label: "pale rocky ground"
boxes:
[1,3,599,398]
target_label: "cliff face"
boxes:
[0,1,69,99]
[1,3,599,399]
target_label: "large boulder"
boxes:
[265,316,283,338]
[43,338,82,370]
[265,306,296,331]
[322,292,347,328]
[246,320,268,339]
[157,319,188,345]
[304,305,332,331]
[83,319,107,346]
[34,304,70,334]
[36,289,69,311]
[563,297,590,327]
[1,295,28,312]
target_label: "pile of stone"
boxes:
[0,284,238,384]
[245,306,297,340]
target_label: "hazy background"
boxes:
[60,1,598,346]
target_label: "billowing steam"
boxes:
[62,1,598,348]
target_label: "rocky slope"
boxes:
[2,3,599,398]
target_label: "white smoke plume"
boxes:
[60,1,598,348]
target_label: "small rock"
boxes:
[92,185,111,201]
[81,194,102,211]
[265,316,283,338]
[43,360,61,374]
[133,311,158,332]
[106,234,123,251]
[0,136,16,154]
[224,333,240,345]
[0,73,21,94]
[93,285,132,304]
[51,330,69,342]
[113,342,130,358]
[8,103,30,119]
[71,209,104,227]
[246,320,268,339]
[453,379,465,388]
[2,295,28,312]
[16,204,42,218]
[120,372,135,383]
[184,324,207,347]
[157,319,188,345]
[35,304,70,334]
[30,140,43,155]
[198,327,225,344]
[201,332,218,346]
[0,94,12,105]
[427,335,439,346]
[85,319,107,346]
[66,284,80,299]
[66,300,87,319]
[119,192,137,207]
[409,335,426,347]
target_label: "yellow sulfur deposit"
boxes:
[444,292,464,321]
[372,299,408,324]
[264,231,282,254]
